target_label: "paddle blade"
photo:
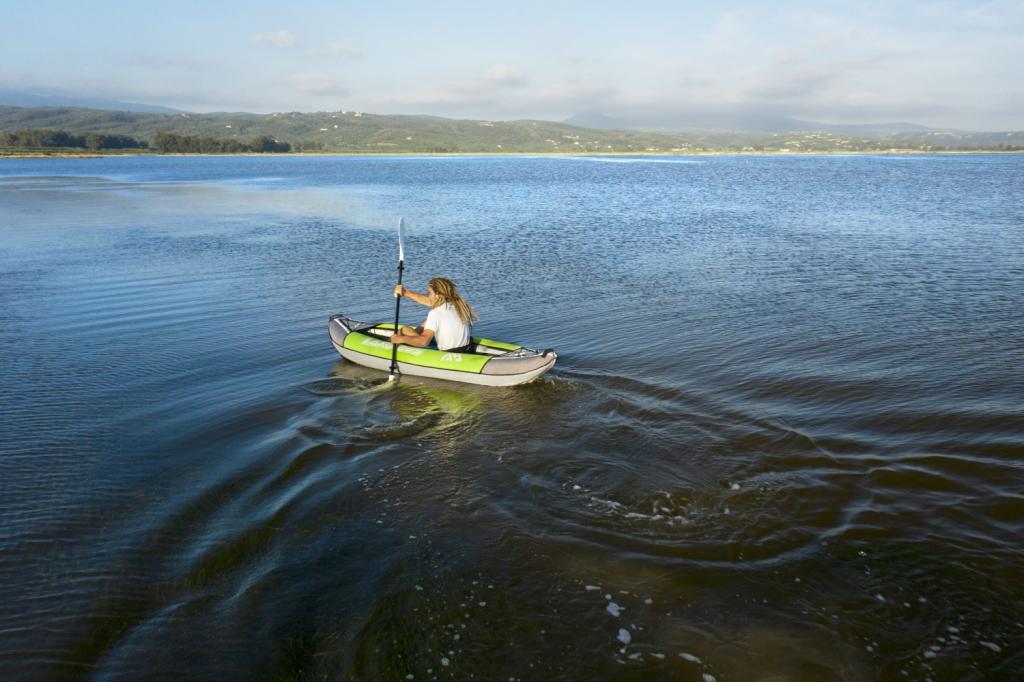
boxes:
[397,217,405,263]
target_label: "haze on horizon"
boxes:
[3,0,1022,131]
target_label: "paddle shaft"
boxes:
[389,259,404,376]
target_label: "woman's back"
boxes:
[388,276,477,353]
[424,302,470,351]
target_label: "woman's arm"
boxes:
[389,326,435,347]
[394,285,431,307]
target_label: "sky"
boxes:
[3,0,1023,130]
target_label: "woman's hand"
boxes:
[394,284,404,297]
[388,328,434,347]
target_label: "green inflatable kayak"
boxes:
[328,314,556,386]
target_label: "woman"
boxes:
[388,277,479,352]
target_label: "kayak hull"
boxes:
[328,314,556,387]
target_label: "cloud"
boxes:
[420,64,530,104]
[703,10,751,53]
[290,71,347,96]
[772,50,804,67]
[371,77,618,121]
[813,34,850,50]
[253,30,297,48]
[483,64,528,87]
[660,46,921,116]
[743,65,840,101]
[307,41,364,59]
[128,53,207,72]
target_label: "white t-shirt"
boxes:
[424,303,470,350]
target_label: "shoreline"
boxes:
[2,149,1022,160]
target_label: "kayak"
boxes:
[328,314,557,386]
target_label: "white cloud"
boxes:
[407,64,531,107]
[772,50,804,67]
[290,71,347,96]
[483,64,527,87]
[743,65,840,101]
[253,30,297,48]
[813,34,850,51]
[129,53,207,71]
[371,77,617,121]
[307,41,364,59]
[703,10,751,54]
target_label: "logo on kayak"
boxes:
[441,353,462,362]
[362,336,423,355]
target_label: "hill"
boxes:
[0,106,696,154]
[564,110,933,136]
[1,105,1022,153]
[0,89,185,114]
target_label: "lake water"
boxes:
[1,154,1022,680]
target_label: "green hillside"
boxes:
[0,106,695,153]
[1,105,1021,153]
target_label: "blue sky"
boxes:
[3,0,1022,129]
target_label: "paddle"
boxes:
[388,217,406,381]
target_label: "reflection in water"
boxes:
[308,360,486,454]
[361,379,484,455]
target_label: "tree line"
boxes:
[0,129,299,153]
[0,129,147,150]
[152,133,290,153]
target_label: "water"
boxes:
[1,154,1022,680]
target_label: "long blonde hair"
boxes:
[429,277,478,325]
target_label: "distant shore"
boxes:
[3,149,1024,160]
